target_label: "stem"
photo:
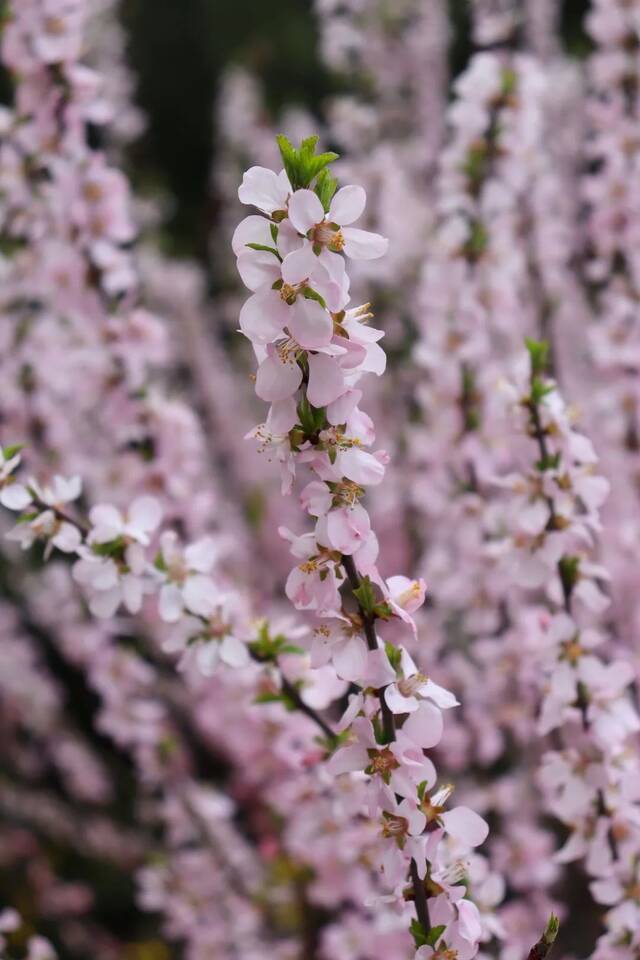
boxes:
[33,496,90,535]
[527,915,559,960]
[341,554,396,742]
[410,858,431,932]
[343,555,431,923]
[279,673,336,741]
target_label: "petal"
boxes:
[326,388,362,426]
[128,496,162,535]
[231,214,275,256]
[184,537,218,573]
[196,642,220,676]
[326,744,368,776]
[307,353,346,408]
[239,289,289,344]
[420,679,459,709]
[159,583,183,622]
[238,166,289,213]
[52,522,82,553]
[300,480,333,517]
[342,227,389,260]
[125,542,146,575]
[90,586,122,619]
[220,635,250,668]
[276,218,303,258]
[385,684,419,714]
[288,298,333,350]
[332,634,368,682]
[441,807,489,847]
[281,243,319,285]
[122,575,143,613]
[255,346,303,402]
[89,504,123,541]
[457,900,483,945]
[288,189,324,234]
[236,250,281,292]
[0,483,32,510]
[324,503,371,554]
[329,184,366,225]
[338,447,385,486]
[49,474,81,503]
[266,396,298,434]
[183,574,216,616]
[402,701,444,748]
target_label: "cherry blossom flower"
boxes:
[288,186,389,261]
[155,531,220,621]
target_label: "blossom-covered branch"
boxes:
[234,136,490,959]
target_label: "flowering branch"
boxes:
[497,339,640,953]
[234,136,490,959]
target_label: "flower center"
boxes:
[328,229,345,252]
[398,673,428,697]
[381,812,409,842]
[45,16,67,36]
[367,747,399,778]
[280,282,297,304]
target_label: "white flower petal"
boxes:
[288,189,324,234]
[342,227,388,260]
[329,184,366,225]
[0,483,32,510]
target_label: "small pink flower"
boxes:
[288,185,388,261]
[238,166,291,214]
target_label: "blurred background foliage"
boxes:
[120,0,591,261]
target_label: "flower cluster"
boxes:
[497,341,640,956]
[1,455,253,673]
[235,139,490,958]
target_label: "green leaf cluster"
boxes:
[250,621,304,661]
[410,919,447,950]
[276,134,339,194]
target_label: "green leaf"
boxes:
[311,404,327,431]
[464,219,489,260]
[297,396,317,435]
[543,914,560,946]
[270,222,279,244]
[255,691,285,705]
[315,168,338,212]
[558,555,580,598]
[385,642,402,672]
[530,376,553,404]
[276,133,339,190]
[462,143,488,188]
[353,575,377,614]
[245,242,281,260]
[410,920,428,949]
[525,337,550,377]
[425,925,447,948]
[304,152,339,186]
[276,134,299,189]
[373,600,394,620]
[417,780,429,802]
[502,66,518,97]
[302,286,327,310]
[250,622,304,661]
[536,452,560,472]
[2,442,25,460]
[92,536,126,558]
[153,551,167,572]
